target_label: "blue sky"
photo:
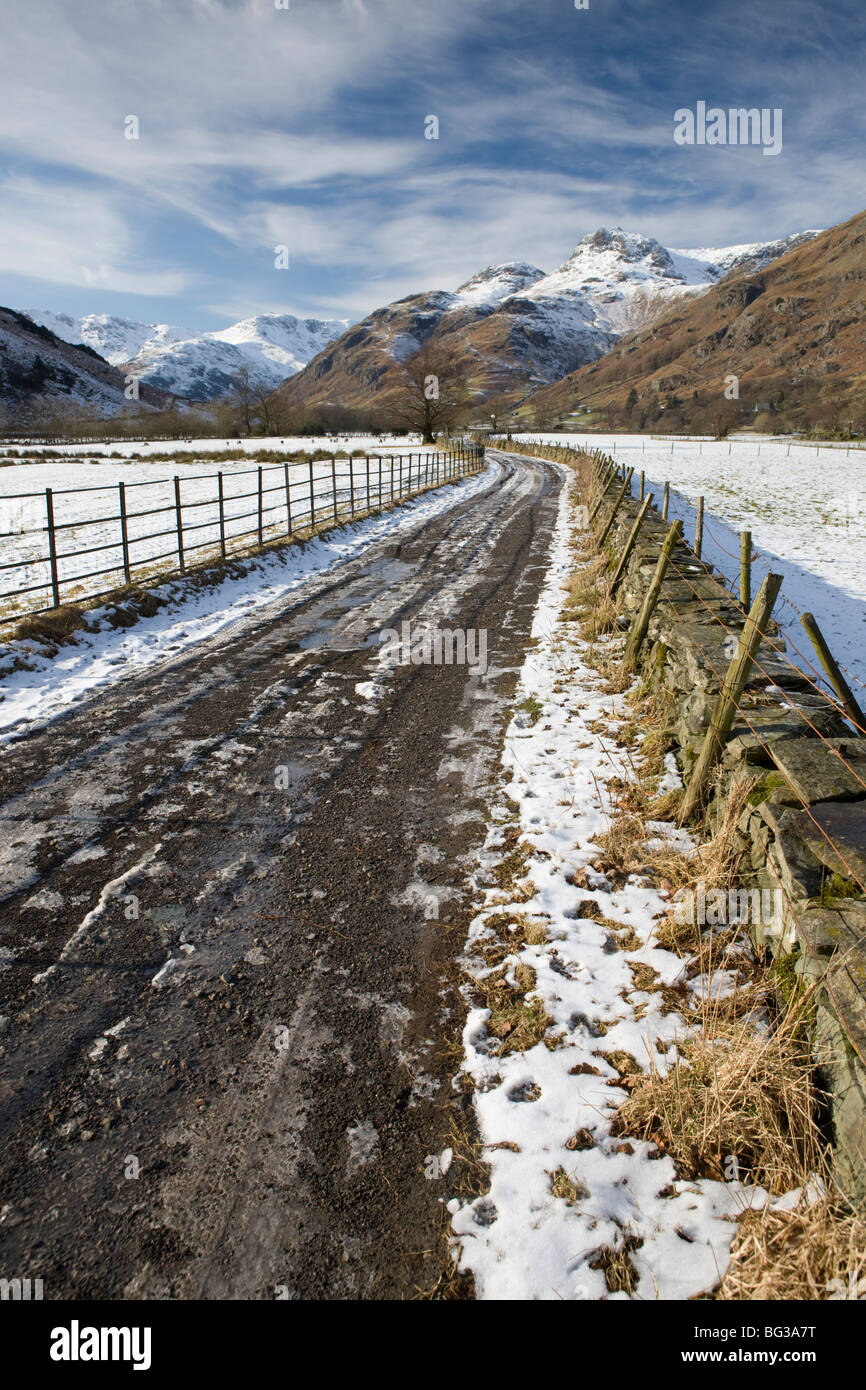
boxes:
[0,0,863,331]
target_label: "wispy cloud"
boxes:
[0,0,862,327]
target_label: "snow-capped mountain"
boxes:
[0,308,176,415]
[527,213,863,430]
[274,225,821,413]
[24,311,188,367]
[450,262,546,309]
[24,310,352,400]
[22,225,821,414]
[475,226,823,382]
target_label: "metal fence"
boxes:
[0,443,485,623]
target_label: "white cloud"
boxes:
[0,176,188,295]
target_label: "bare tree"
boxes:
[232,366,256,434]
[391,344,467,443]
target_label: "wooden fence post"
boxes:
[331,457,337,521]
[800,611,866,735]
[740,530,751,612]
[218,472,226,557]
[309,459,316,530]
[681,573,783,820]
[284,462,292,535]
[609,494,653,595]
[596,468,634,548]
[640,469,645,501]
[589,468,616,523]
[257,466,264,546]
[695,496,704,560]
[348,455,355,517]
[118,481,131,585]
[174,476,185,573]
[662,481,670,520]
[45,487,61,608]
[366,455,371,511]
[623,519,683,671]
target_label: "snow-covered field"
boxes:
[0,436,449,619]
[451,476,794,1299]
[0,461,498,742]
[515,433,866,696]
[1,432,426,460]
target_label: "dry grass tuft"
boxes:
[611,1010,824,1194]
[588,1228,644,1294]
[13,604,86,645]
[715,1190,866,1300]
[470,963,554,1057]
[563,551,618,639]
[550,1166,590,1205]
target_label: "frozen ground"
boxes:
[515,433,866,697]
[0,433,426,461]
[451,467,791,1300]
[0,461,497,742]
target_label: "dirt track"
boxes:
[0,450,562,1299]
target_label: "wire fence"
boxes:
[0,443,485,623]
[577,447,866,1060]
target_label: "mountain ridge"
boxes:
[0,307,177,418]
[523,211,866,435]
[271,226,820,417]
[23,309,352,402]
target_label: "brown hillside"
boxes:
[526,209,866,435]
[270,289,541,422]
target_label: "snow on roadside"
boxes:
[0,463,499,743]
[450,470,762,1300]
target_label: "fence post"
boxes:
[609,494,653,595]
[173,476,185,573]
[309,459,316,530]
[348,455,355,517]
[400,453,404,498]
[378,456,383,511]
[589,469,616,523]
[257,466,264,547]
[218,472,227,557]
[662,481,670,520]
[681,573,783,820]
[695,496,704,560]
[800,611,866,735]
[623,519,682,671]
[596,468,633,549]
[284,462,292,535]
[45,487,61,608]
[366,455,370,512]
[118,481,131,585]
[331,456,337,522]
[640,469,645,501]
[740,530,752,612]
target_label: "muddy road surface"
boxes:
[0,451,562,1299]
